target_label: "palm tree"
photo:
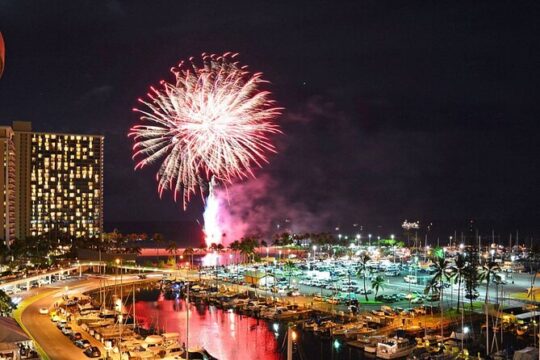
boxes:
[357,253,371,301]
[153,233,165,258]
[371,276,385,297]
[183,247,195,269]
[449,253,467,311]
[284,260,296,288]
[478,260,501,355]
[479,261,501,304]
[239,237,257,263]
[166,241,178,267]
[261,240,268,259]
[428,255,451,336]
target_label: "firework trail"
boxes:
[129,52,282,209]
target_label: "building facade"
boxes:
[0,122,104,243]
[0,126,16,246]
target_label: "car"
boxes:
[137,274,147,279]
[465,291,480,300]
[70,332,82,341]
[403,275,418,284]
[411,297,424,304]
[326,297,340,305]
[75,339,91,349]
[84,346,101,358]
[358,289,373,295]
[61,326,73,336]
[56,320,67,329]
[313,295,324,302]
[39,307,49,315]
[425,294,440,302]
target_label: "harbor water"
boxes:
[133,288,363,360]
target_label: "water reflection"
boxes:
[134,289,281,360]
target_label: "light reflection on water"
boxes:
[134,291,282,360]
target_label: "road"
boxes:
[17,275,148,360]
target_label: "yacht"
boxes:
[376,338,416,359]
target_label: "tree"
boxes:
[183,247,195,269]
[449,253,467,311]
[198,242,207,251]
[284,260,296,288]
[357,253,371,301]
[153,233,165,258]
[239,237,257,263]
[371,275,385,297]
[479,261,501,304]
[166,242,178,267]
[427,255,451,337]
[478,260,501,356]
[0,289,15,315]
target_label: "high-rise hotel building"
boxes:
[0,121,103,246]
[0,126,16,244]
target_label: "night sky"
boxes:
[1,1,539,241]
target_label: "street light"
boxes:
[368,234,372,246]
[312,245,317,259]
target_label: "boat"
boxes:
[347,335,386,351]
[163,347,218,360]
[516,325,529,336]
[376,337,416,359]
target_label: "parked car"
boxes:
[84,346,101,358]
[326,297,340,305]
[69,332,82,341]
[61,326,73,336]
[403,275,418,284]
[75,339,91,349]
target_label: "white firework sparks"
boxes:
[129,52,282,208]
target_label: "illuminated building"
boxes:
[9,122,104,240]
[0,126,16,246]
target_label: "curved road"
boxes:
[19,276,145,360]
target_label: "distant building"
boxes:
[0,121,104,245]
[0,32,4,78]
[0,126,16,245]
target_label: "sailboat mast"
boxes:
[186,282,190,360]
[133,283,136,330]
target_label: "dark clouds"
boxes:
[0,0,539,239]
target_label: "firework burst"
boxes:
[129,52,282,207]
